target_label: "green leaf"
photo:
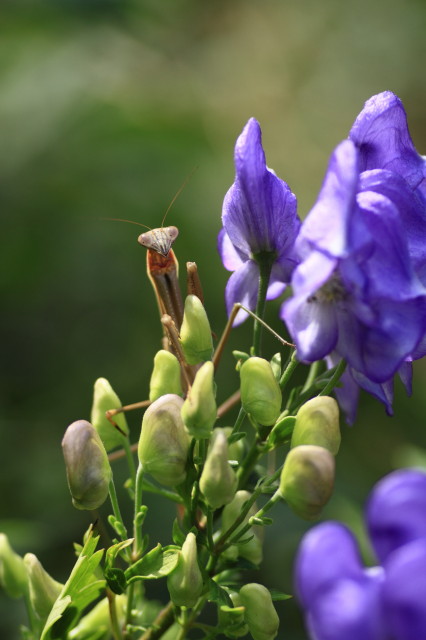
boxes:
[40,528,105,640]
[249,516,273,526]
[206,579,232,607]
[125,544,180,583]
[105,538,133,571]
[267,415,296,449]
[172,518,186,546]
[105,567,127,595]
[269,589,293,601]
[227,431,246,445]
[270,353,282,381]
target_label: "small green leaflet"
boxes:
[125,544,180,583]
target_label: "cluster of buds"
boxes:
[278,396,340,519]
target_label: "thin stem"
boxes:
[319,359,347,396]
[133,464,145,558]
[206,509,214,552]
[230,406,246,438]
[301,360,321,393]
[228,489,282,546]
[123,438,137,487]
[109,479,128,539]
[107,588,123,640]
[279,351,299,390]
[137,601,175,640]
[236,436,265,489]
[252,252,275,356]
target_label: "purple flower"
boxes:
[218,118,300,324]
[349,91,426,201]
[295,469,426,640]
[281,138,426,384]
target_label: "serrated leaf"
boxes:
[207,579,233,606]
[125,544,180,583]
[40,529,105,640]
[267,415,296,448]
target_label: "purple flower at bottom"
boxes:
[295,469,426,640]
[218,118,301,325]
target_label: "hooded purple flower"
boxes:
[295,469,426,640]
[349,91,426,202]
[218,118,300,324]
[281,137,426,384]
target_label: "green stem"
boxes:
[109,479,128,539]
[319,359,347,396]
[123,438,137,487]
[107,588,123,640]
[301,360,321,393]
[230,406,246,438]
[279,351,299,390]
[137,601,175,640]
[133,464,145,558]
[236,436,265,489]
[227,486,282,547]
[252,252,275,356]
[141,477,184,503]
[24,590,38,636]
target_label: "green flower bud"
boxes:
[62,420,112,510]
[218,591,248,638]
[68,594,127,639]
[222,427,245,464]
[200,429,238,510]
[138,394,190,487]
[291,396,340,455]
[167,532,203,608]
[24,553,63,625]
[239,583,279,640]
[221,491,263,565]
[179,294,213,365]
[149,350,182,402]
[0,534,27,598]
[181,361,217,439]
[279,444,335,520]
[91,378,129,452]
[240,357,281,426]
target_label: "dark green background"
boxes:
[1,1,426,638]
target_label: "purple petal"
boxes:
[349,91,425,191]
[383,539,426,640]
[282,294,338,363]
[366,469,426,564]
[222,118,299,257]
[224,259,259,325]
[359,170,426,283]
[398,361,413,396]
[296,140,360,259]
[217,228,247,271]
[306,569,385,640]
[266,262,287,300]
[295,522,364,607]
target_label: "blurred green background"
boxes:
[1,0,426,638]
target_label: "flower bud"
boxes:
[240,358,281,426]
[279,445,335,520]
[149,350,182,402]
[91,378,129,452]
[167,532,203,608]
[0,534,27,598]
[222,491,263,565]
[68,594,127,639]
[138,394,190,487]
[200,429,238,510]
[181,361,217,439]
[239,583,279,640]
[218,591,248,638]
[24,553,63,624]
[291,396,340,455]
[179,294,213,365]
[62,420,112,510]
[222,427,245,464]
